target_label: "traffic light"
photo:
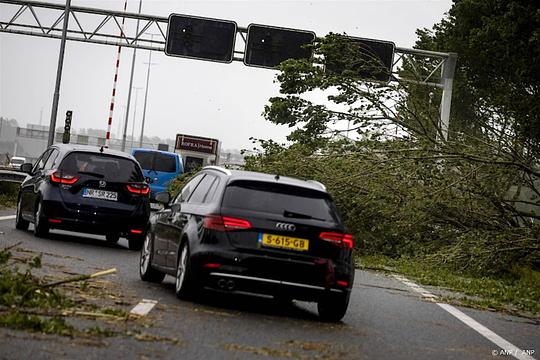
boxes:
[325,37,395,83]
[244,24,315,69]
[62,110,72,144]
[165,14,237,63]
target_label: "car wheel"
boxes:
[175,241,195,299]
[139,232,165,283]
[317,292,350,322]
[128,235,144,251]
[33,199,49,238]
[15,196,29,231]
[105,233,120,244]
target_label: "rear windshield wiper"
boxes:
[77,171,105,178]
[283,210,325,221]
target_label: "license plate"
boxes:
[83,188,118,201]
[259,233,309,251]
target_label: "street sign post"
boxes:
[0,1,455,141]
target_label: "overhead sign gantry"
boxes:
[0,0,456,142]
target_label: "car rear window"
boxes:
[133,151,177,173]
[133,151,153,170]
[222,180,339,223]
[154,153,177,173]
[59,152,143,182]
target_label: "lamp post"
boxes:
[121,0,143,152]
[115,104,127,148]
[139,33,158,148]
[130,87,142,151]
[48,0,71,147]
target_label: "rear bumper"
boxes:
[190,248,354,301]
[206,271,346,301]
[41,198,149,236]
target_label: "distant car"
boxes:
[139,166,355,321]
[15,144,150,250]
[9,156,26,170]
[131,148,183,199]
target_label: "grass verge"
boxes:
[357,255,540,318]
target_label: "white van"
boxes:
[9,156,26,170]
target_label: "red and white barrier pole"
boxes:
[105,0,128,148]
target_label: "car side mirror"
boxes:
[20,163,33,174]
[154,192,170,205]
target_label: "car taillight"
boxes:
[127,183,150,196]
[203,263,221,269]
[50,171,79,185]
[203,215,252,231]
[319,232,354,249]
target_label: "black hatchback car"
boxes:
[139,166,355,321]
[15,144,150,250]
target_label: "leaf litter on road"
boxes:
[0,244,183,347]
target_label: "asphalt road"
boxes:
[0,208,538,360]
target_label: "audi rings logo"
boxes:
[275,222,296,231]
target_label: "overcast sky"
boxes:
[0,0,452,150]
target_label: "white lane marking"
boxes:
[0,215,16,221]
[130,299,158,316]
[393,275,438,299]
[393,275,536,360]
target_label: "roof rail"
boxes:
[307,180,327,191]
[203,166,232,176]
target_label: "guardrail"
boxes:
[0,169,27,183]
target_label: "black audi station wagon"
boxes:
[140,166,355,321]
[15,144,150,250]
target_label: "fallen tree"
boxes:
[242,33,539,276]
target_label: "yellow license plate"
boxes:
[260,233,309,251]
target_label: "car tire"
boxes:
[175,241,196,299]
[139,232,165,283]
[105,233,120,244]
[317,292,350,322]
[15,195,29,231]
[33,199,49,238]
[128,235,144,251]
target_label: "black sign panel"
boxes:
[326,37,395,82]
[166,14,237,63]
[157,143,169,151]
[244,24,315,69]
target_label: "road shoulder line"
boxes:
[392,274,536,360]
[0,215,16,221]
